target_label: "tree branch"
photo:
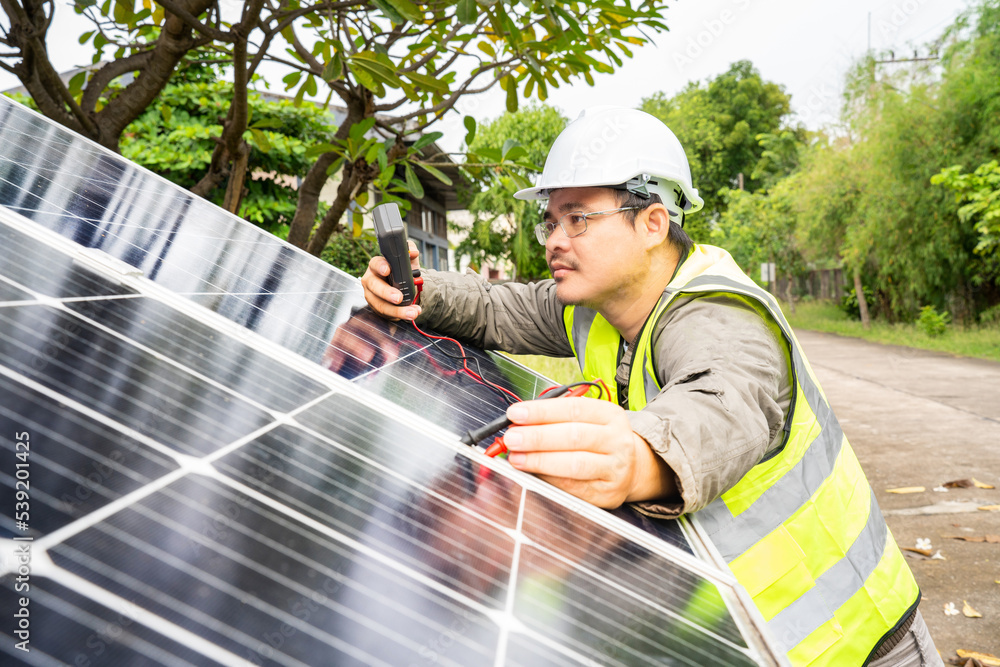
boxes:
[80,51,153,113]
[153,0,232,41]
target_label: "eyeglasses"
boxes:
[533,207,640,245]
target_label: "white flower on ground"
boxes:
[916,537,932,550]
[943,602,959,616]
[933,486,949,492]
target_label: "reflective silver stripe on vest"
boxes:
[571,307,598,373]
[642,361,660,402]
[767,487,889,652]
[674,276,845,559]
[670,276,897,648]
[697,344,841,560]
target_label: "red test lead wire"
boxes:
[482,383,595,458]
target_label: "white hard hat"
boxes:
[514,107,703,222]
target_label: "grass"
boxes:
[783,300,1000,362]
[503,353,583,386]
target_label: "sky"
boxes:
[0,0,973,152]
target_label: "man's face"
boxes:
[543,187,646,308]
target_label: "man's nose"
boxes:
[545,223,571,252]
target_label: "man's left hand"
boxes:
[501,397,676,509]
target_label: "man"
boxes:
[361,107,940,666]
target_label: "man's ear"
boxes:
[640,204,672,249]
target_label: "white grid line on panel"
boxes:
[150,481,483,661]
[291,421,521,539]
[0,366,338,555]
[43,561,278,667]
[213,473,504,623]
[24,584,203,667]
[24,294,285,419]
[124,497,458,665]
[494,486,528,667]
[71,521,392,667]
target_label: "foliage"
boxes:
[2,0,673,257]
[640,60,799,241]
[839,285,876,321]
[504,354,582,385]
[711,180,806,293]
[120,63,332,235]
[916,305,951,337]
[980,304,1000,326]
[320,229,379,278]
[932,160,1000,267]
[777,0,1000,323]
[456,105,567,281]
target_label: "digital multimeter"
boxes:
[372,202,417,306]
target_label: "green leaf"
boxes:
[349,117,377,142]
[504,145,527,162]
[349,63,385,96]
[403,71,447,93]
[501,138,519,160]
[404,163,425,199]
[377,142,390,171]
[159,104,172,124]
[504,76,518,113]
[418,162,453,186]
[282,71,301,91]
[464,116,476,146]
[371,0,405,24]
[67,71,87,97]
[113,0,134,24]
[457,0,477,25]
[250,118,282,129]
[322,52,344,83]
[411,131,443,151]
[305,142,341,159]
[477,41,496,58]
[383,0,423,23]
[249,128,272,153]
[326,157,346,177]
[348,51,403,93]
[79,30,95,44]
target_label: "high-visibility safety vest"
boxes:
[562,244,919,666]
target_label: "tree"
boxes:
[120,60,334,235]
[640,60,798,241]
[455,104,565,281]
[933,160,1000,289]
[711,179,806,309]
[2,0,672,257]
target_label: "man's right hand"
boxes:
[361,241,422,320]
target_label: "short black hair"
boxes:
[612,189,694,259]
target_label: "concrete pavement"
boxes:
[794,329,1000,661]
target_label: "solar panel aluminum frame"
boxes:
[0,95,788,666]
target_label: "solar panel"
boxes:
[0,95,784,665]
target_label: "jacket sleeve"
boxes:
[627,296,792,517]
[415,269,575,357]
